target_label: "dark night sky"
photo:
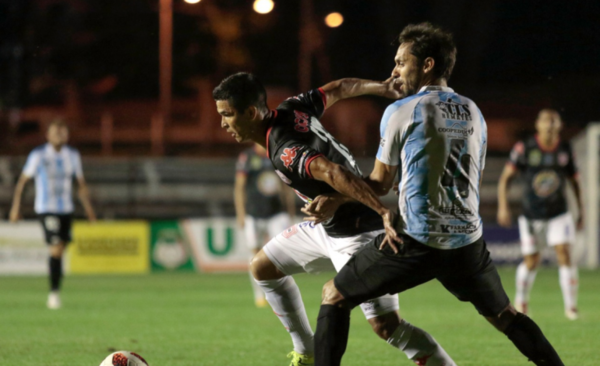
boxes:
[1,0,600,125]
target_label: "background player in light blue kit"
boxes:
[10,120,96,309]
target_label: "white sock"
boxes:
[249,271,265,302]
[255,276,314,355]
[559,266,579,311]
[387,319,456,366]
[515,262,537,306]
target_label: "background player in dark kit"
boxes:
[497,109,583,320]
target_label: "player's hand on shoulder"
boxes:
[301,193,346,224]
[497,206,512,228]
[382,76,402,100]
[379,209,403,254]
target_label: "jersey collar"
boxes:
[418,85,454,93]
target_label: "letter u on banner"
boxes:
[206,226,234,256]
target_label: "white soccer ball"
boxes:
[99,351,149,366]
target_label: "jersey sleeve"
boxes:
[278,88,327,119]
[272,141,323,181]
[376,103,409,166]
[236,151,249,174]
[508,141,526,170]
[72,149,84,179]
[564,143,578,177]
[22,150,40,177]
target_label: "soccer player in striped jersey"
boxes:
[10,120,96,309]
[308,23,564,366]
[497,109,583,320]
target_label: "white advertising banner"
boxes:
[0,221,47,275]
[182,218,252,272]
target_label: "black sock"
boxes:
[504,313,564,366]
[49,257,62,291]
[314,305,351,366]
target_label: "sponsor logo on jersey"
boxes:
[558,152,569,166]
[293,110,310,132]
[532,170,560,197]
[256,171,280,196]
[275,170,292,184]
[435,98,472,121]
[437,123,474,137]
[439,205,473,216]
[280,146,301,171]
[439,223,477,234]
[380,138,386,148]
[528,149,542,166]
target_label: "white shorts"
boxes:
[244,213,291,251]
[263,221,398,319]
[518,212,575,256]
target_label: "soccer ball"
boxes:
[99,351,149,366]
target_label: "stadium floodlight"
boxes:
[324,12,343,28]
[184,0,201,4]
[253,0,274,14]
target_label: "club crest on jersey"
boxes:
[528,149,542,166]
[558,152,569,166]
[275,169,292,184]
[293,110,310,132]
[280,146,301,171]
[435,98,472,121]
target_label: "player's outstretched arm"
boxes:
[366,159,398,196]
[308,156,402,251]
[497,164,518,228]
[320,77,401,110]
[77,177,97,222]
[9,174,31,222]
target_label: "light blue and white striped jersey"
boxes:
[22,143,84,214]
[377,86,487,249]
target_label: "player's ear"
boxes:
[245,105,259,120]
[422,57,435,75]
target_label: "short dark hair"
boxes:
[398,23,457,80]
[212,72,268,113]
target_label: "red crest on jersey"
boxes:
[281,147,301,171]
[293,110,310,132]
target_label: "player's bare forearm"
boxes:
[309,157,388,217]
[283,186,296,218]
[78,184,97,221]
[321,78,401,109]
[497,165,517,209]
[366,159,398,196]
[9,175,30,221]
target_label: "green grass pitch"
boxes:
[1,268,598,365]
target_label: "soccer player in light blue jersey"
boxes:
[305,23,564,366]
[10,120,96,309]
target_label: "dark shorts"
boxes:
[334,234,510,317]
[39,214,73,245]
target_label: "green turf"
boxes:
[0,268,598,365]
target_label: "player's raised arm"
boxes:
[307,155,402,251]
[320,77,402,110]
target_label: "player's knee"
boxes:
[368,312,401,340]
[321,280,346,306]
[249,249,284,281]
[555,244,571,266]
[524,254,540,270]
[49,243,65,258]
